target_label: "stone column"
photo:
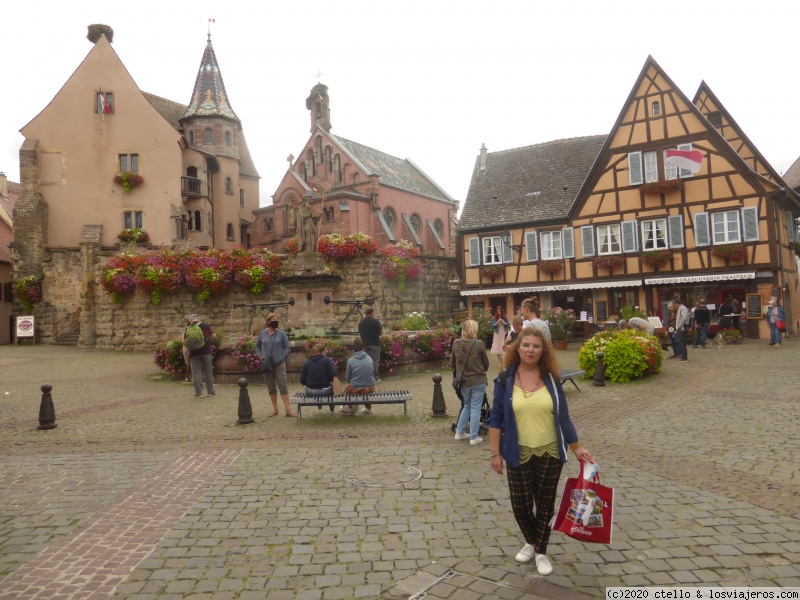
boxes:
[79,225,102,347]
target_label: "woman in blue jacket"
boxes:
[766,296,786,348]
[489,326,593,576]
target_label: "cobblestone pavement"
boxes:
[0,339,799,599]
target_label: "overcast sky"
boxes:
[4,1,800,209]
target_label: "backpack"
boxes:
[185,323,206,350]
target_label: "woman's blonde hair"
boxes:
[503,326,560,378]
[461,319,478,339]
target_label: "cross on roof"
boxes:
[315,69,324,83]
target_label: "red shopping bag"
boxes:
[550,460,614,544]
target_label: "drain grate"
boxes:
[344,464,422,487]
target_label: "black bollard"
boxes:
[592,352,606,387]
[237,378,254,424]
[431,373,447,417]
[37,384,57,430]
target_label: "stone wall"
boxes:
[27,248,462,350]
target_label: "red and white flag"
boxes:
[665,149,703,174]
[99,90,111,114]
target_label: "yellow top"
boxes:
[512,385,557,450]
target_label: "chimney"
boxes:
[0,172,7,197]
[479,143,488,171]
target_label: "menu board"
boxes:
[746,294,762,319]
[596,301,607,322]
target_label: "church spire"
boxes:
[306,83,331,133]
[183,35,239,121]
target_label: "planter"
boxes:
[554,340,568,351]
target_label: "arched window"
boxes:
[325,146,332,173]
[224,131,231,146]
[299,162,307,181]
[194,210,201,231]
[651,101,661,116]
[266,218,273,232]
[352,173,360,184]
[187,212,193,231]
[334,154,341,183]
[187,166,198,178]
[343,163,350,183]
[226,223,234,240]
[204,128,213,144]
[383,207,396,231]
[188,130,194,145]
[315,136,323,163]
[307,150,316,176]
[225,177,233,194]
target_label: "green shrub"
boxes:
[400,311,429,331]
[153,339,186,378]
[620,305,647,320]
[578,329,663,382]
[470,307,495,342]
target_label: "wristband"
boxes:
[491,453,501,458]
[569,442,581,451]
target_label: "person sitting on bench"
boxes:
[343,338,376,415]
[300,343,337,412]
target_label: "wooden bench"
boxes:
[290,390,412,420]
[560,369,586,391]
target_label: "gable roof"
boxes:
[143,92,187,130]
[459,136,606,232]
[329,133,454,203]
[784,155,800,191]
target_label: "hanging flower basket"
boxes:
[638,180,684,195]
[641,249,673,268]
[113,171,144,193]
[479,265,505,280]
[712,243,746,262]
[379,240,423,293]
[15,275,43,313]
[592,255,626,271]
[539,260,563,275]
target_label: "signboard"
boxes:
[755,271,774,278]
[648,316,663,329]
[644,272,755,285]
[16,316,35,340]
[746,294,763,319]
[596,301,607,322]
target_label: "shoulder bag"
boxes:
[452,340,476,393]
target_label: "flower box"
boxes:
[479,265,505,280]
[711,243,746,262]
[638,180,684,195]
[317,233,377,261]
[641,249,673,268]
[539,260,563,275]
[592,255,626,271]
[113,171,144,193]
[117,228,150,245]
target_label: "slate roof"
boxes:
[182,37,239,121]
[459,136,606,232]
[332,134,454,203]
[784,155,800,191]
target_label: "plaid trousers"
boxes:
[506,452,564,554]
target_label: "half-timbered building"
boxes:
[459,57,800,338]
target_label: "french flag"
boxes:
[665,149,703,174]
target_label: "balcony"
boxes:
[181,176,204,197]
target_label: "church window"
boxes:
[308,150,316,176]
[352,173,360,184]
[204,128,213,144]
[119,153,139,174]
[315,137,323,163]
[383,207,397,231]
[325,146,332,173]
[226,223,235,241]
[266,218,273,232]
[651,101,661,116]
[225,131,231,146]
[225,177,233,194]
[300,162,307,181]
[188,130,194,145]
[434,218,444,238]
[334,154,342,183]
[123,210,143,230]
[410,213,421,233]
[324,207,334,222]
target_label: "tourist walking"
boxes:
[491,306,510,369]
[184,314,216,398]
[692,299,711,348]
[766,296,786,349]
[256,313,296,418]
[520,298,551,340]
[357,307,383,382]
[451,319,490,445]
[673,298,690,362]
[343,338,376,414]
[301,343,338,412]
[489,326,593,576]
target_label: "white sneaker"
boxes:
[340,405,354,415]
[360,407,373,414]
[470,436,483,445]
[515,543,535,563]
[454,432,469,440]
[535,554,553,575]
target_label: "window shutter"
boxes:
[668,215,684,248]
[503,236,514,263]
[787,210,795,243]
[678,143,693,178]
[694,212,710,247]
[525,232,538,262]
[468,237,480,266]
[621,220,638,252]
[742,207,759,242]
[562,227,575,259]
[628,152,643,186]
[581,225,595,257]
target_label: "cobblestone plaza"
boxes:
[1,341,799,599]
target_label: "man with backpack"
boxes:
[184,314,217,398]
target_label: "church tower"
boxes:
[306,83,331,133]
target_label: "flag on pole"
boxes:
[665,149,703,174]
[99,89,111,115]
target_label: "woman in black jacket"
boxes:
[300,343,337,411]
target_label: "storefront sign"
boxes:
[16,316,35,339]
[755,271,774,278]
[462,279,643,296]
[644,272,755,285]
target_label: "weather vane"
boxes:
[315,69,324,83]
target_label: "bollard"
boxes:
[237,378,255,424]
[592,352,606,387]
[37,384,57,430]
[431,374,448,417]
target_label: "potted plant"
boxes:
[641,249,673,269]
[539,260,563,276]
[592,255,626,272]
[543,306,577,349]
[479,265,505,280]
[638,180,684,195]
[712,243,746,262]
[113,171,144,193]
[14,275,43,313]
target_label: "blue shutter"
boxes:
[787,210,795,243]
[468,237,480,266]
[621,220,638,253]
[668,215,684,248]
[694,212,710,247]
[581,225,595,257]
[742,207,759,242]
[628,152,643,186]
[562,227,575,259]
[525,232,538,262]
[503,236,514,263]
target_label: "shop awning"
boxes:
[644,272,756,285]
[460,279,643,296]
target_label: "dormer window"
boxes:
[651,101,661,116]
[96,91,113,114]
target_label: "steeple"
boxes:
[306,83,331,133]
[183,34,239,121]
